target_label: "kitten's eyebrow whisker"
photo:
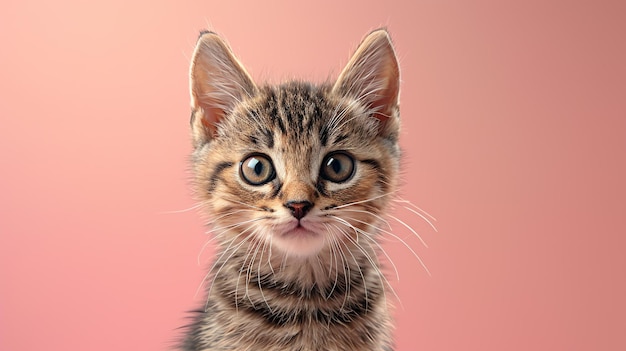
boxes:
[333,113,361,133]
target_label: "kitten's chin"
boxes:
[271,225,326,258]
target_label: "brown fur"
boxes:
[182,29,401,351]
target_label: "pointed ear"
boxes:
[189,31,257,146]
[333,29,400,138]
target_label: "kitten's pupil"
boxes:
[250,159,263,175]
[328,158,342,174]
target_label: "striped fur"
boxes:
[183,29,401,351]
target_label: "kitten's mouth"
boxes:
[281,219,317,236]
[283,225,317,237]
[271,220,325,257]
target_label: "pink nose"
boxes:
[284,201,313,220]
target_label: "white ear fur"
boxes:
[333,29,400,137]
[189,32,256,146]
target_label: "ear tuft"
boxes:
[189,32,256,146]
[333,29,400,138]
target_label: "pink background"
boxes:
[1,1,625,350]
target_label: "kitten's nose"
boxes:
[284,201,313,220]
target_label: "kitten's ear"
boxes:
[333,29,400,138]
[189,31,257,146]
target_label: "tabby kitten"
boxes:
[183,29,402,351]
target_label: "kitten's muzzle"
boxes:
[284,201,313,220]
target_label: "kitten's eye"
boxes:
[321,152,355,183]
[240,154,276,185]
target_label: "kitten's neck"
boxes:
[212,239,382,301]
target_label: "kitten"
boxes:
[182,28,401,351]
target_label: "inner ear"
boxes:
[189,31,257,147]
[332,29,400,137]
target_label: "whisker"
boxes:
[235,231,261,311]
[394,198,438,222]
[245,239,263,308]
[334,208,392,230]
[267,232,275,275]
[329,221,402,307]
[197,211,262,264]
[380,229,431,276]
[200,231,251,309]
[326,224,352,311]
[205,209,259,226]
[209,217,263,234]
[222,196,267,211]
[404,206,439,233]
[157,202,204,215]
[332,190,398,210]
[331,222,403,310]
[336,227,369,312]
[257,238,273,312]
[323,224,342,300]
[333,217,400,281]
[386,213,429,248]
[331,214,430,277]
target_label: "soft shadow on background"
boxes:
[1,1,625,350]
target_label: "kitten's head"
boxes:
[189,29,401,258]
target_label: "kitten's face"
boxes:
[190,30,401,258]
